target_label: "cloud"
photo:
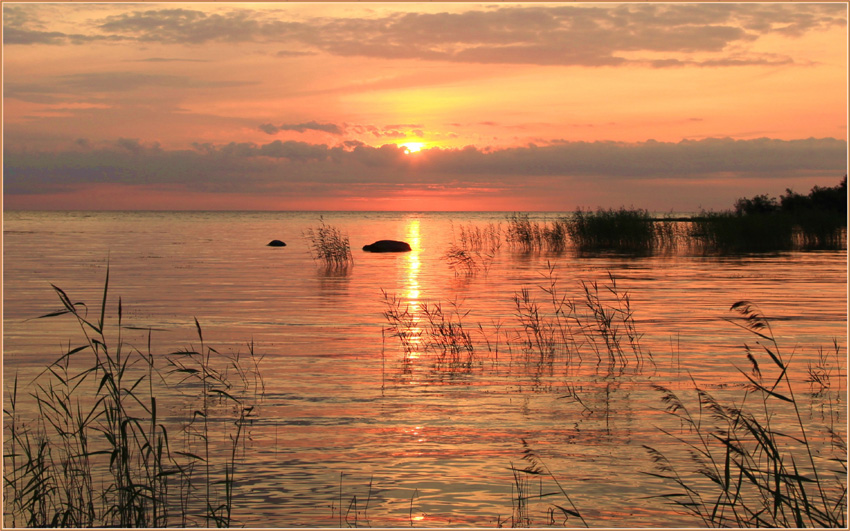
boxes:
[5,71,257,103]
[420,137,848,178]
[5,137,845,201]
[259,121,344,135]
[131,57,209,63]
[5,4,845,68]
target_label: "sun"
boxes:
[400,142,425,153]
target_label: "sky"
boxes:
[2,2,847,211]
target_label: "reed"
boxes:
[445,222,502,277]
[444,244,484,277]
[505,213,568,253]
[304,217,353,271]
[645,302,846,527]
[792,209,847,250]
[508,439,587,528]
[513,266,650,371]
[566,207,661,253]
[505,213,541,251]
[454,221,503,254]
[420,300,476,371]
[380,290,421,360]
[3,268,263,528]
[688,211,796,253]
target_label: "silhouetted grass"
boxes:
[304,217,353,271]
[3,268,263,528]
[382,265,651,377]
[688,211,797,253]
[646,302,846,527]
[420,301,476,371]
[505,213,569,253]
[793,209,847,249]
[508,439,587,528]
[567,207,660,253]
[444,221,501,276]
[453,221,502,254]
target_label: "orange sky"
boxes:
[2,2,847,211]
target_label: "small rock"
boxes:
[267,240,286,247]
[362,240,412,253]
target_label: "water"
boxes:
[3,210,847,527]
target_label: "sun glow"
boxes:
[401,142,424,153]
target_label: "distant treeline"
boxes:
[691,175,847,252]
[733,175,847,218]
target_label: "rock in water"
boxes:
[267,240,287,247]
[362,240,411,252]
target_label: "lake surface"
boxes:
[3,210,847,527]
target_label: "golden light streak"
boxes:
[405,217,421,301]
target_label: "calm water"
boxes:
[3,210,847,527]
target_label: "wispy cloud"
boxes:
[259,121,344,135]
[5,71,257,103]
[5,3,845,67]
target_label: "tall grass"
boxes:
[688,211,797,254]
[507,210,681,255]
[454,221,503,254]
[645,302,846,527]
[505,213,569,253]
[512,266,651,371]
[304,217,353,271]
[3,269,263,528]
[381,292,477,372]
[566,207,661,253]
[508,439,587,528]
[793,209,847,249]
[420,301,476,371]
[382,266,651,377]
[444,221,502,277]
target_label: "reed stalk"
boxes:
[304,217,353,271]
[645,302,846,527]
[3,267,263,528]
[508,439,587,528]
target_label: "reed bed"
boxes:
[454,221,503,254]
[381,293,477,372]
[444,222,502,277]
[645,302,846,528]
[688,212,845,254]
[3,269,263,528]
[382,265,651,378]
[688,211,797,254]
[379,269,843,527]
[566,207,661,253]
[505,213,569,253]
[304,217,353,271]
[506,210,681,255]
[6,261,844,527]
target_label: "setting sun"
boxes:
[401,142,424,153]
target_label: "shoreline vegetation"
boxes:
[3,270,264,528]
[4,177,846,527]
[436,176,846,275]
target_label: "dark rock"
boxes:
[267,240,287,247]
[362,240,411,253]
